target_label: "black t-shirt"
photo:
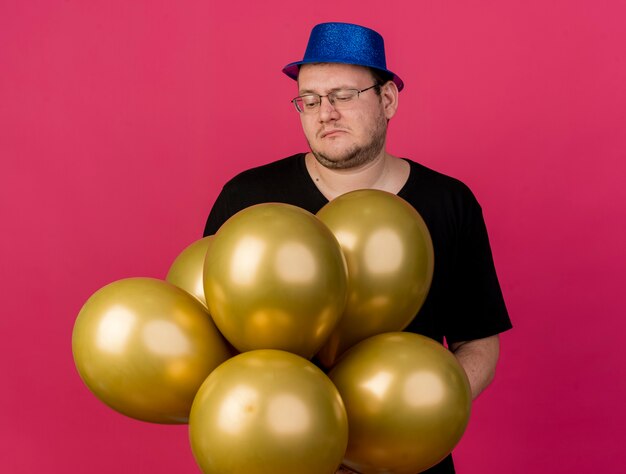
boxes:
[203,153,512,473]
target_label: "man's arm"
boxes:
[449,334,500,399]
[333,335,501,473]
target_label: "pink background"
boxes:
[2,1,625,472]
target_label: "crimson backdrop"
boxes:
[2,1,625,472]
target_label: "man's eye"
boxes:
[333,93,353,102]
[302,97,319,107]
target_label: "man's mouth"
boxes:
[320,129,347,138]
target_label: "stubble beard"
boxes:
[308,114,388,170]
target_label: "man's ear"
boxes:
[381,81,399,120]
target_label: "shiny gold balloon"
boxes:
[189,349,348,474]
[72,277,232,423]
[316,190,434,367]
[329,333,471,474]
[166,236,214,307]
[203,203,348,359]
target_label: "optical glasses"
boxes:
[291,84,379,114]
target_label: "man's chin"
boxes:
[313,154,354,170]
[312,149,372,170]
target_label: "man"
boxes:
[204,22,512,474]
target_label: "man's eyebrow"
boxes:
[297,86,354,95]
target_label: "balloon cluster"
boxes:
[72,190,471,474]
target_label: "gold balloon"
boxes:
[166,235,214,307]
[329,333,471,474]
[72,277,232,423]
[316,190,434,367]
[203,203,348,359]
[189,349,348,474]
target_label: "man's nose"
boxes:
[318,96,340,122]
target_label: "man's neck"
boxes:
[305,152,410,201]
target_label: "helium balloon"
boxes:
[203,203,348,359]
[72,277,232,423]
[316,190,434,367]
[166,235,214,307]
[329,332,471,474]
[189,350,348,474]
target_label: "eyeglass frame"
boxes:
[290,84,380,113]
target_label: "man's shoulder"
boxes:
[402,158,477,201]
[224,153,306,188]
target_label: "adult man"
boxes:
[204,22,512,474]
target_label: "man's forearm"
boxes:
[450,335,500,399]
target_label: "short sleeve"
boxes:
[203,185,233,236]
[444,198,511,343]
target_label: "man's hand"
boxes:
[335,466,358,473]
[450,334,500,399]
[332,337,500,474]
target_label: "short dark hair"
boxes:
[368,67,394,94]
